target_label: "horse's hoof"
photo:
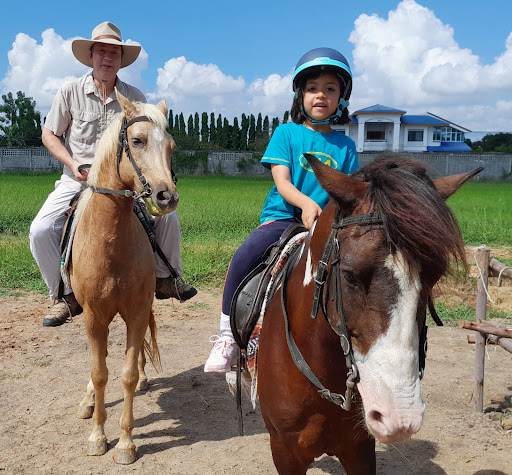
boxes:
[87,439,107,456]
[113,447,137,464]
[77,405,94,419]
[137,379,148,392]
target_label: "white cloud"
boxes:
[2,3,512,132]
[348,0,512,130]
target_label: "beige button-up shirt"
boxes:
[44,73,146,190]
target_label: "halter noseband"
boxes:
[89,115,154,200]
[281,210,383,411]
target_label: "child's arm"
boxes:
[271,164,321,229]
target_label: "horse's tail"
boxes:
[143,308,161,372]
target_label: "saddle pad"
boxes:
[247,231,307,408]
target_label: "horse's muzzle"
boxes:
[145,185,179,216]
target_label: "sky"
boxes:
[1,0,511,136]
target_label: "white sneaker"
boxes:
[204,335,238,373]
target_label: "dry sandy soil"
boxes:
[1,252,511,474]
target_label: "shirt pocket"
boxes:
[70,108,101,145]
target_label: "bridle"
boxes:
[281,208,442,411]
[88,115,154,200]
[281,209,382,411]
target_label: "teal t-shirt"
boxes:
[260,123,359,224]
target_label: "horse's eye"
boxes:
[132,137,145,147]
[342,271,359,287]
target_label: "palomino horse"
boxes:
[68,91,178,464]
[257,154,481,474]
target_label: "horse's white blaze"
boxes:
[355,251,425,443]
[152,127,164,145]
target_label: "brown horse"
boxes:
[257,154,481,474]
[68,91,178,464]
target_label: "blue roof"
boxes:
[427,141,471,152]
[401,115,447,126]
[354,104,406,114]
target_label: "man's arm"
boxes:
[42,128,88,181]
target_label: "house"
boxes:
[333,104,471,153]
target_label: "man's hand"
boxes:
[71,161,89,181]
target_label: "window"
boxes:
[366,130,385,140]
[408,130,424,142]
[433,126,465,142]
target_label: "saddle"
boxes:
[230,222,307,350]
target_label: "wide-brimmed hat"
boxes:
[72,21,141,68]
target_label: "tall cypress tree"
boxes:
[167,109,174,134]
[241,113,249,151]
[232,117,241,150]
[216,114,223,148]
[248,114,256,150]
[271,117,280,137]
[201,112,209,147]
[210,112,216,147]
[283,111,289,124]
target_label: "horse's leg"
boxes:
[335,437,376,475]
[112,316,148,464]
[266,426,311,474]
[136,349,148,392]
[84,317,109,456]
[77,378,95,419]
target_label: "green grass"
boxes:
[0,173,510,314]
[447,182,512,246]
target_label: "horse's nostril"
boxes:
[156,190,171,203]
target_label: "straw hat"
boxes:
[72,21,141,68]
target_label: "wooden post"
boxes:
[473,247,491,412]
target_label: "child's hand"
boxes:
[301,200,322,229]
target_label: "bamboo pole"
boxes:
[466,334,512,353]
[473,247,491,413]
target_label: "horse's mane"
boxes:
[87,101,167,186]
[351,153,466,283]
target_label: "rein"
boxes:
[88,115,154,200]
[281,210,383,411]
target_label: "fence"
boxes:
[1,148,511,180]
[459,247,512,413]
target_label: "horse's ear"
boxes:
[115,88,138,121]
[156,100,168,118]
[305,153,367,205]
[432,167,484,200]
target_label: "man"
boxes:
[30,21,196,328]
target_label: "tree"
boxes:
[282,111,289,124]
[232,117,241,150]
[0,124,25,146]
[0,91,42,146]
[248,114,256,150]
[167,110,174,134]
[201,112,209,147]
[209,112,216,147]
[271,117,280,137]
[471,133,512,153]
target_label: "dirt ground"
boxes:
[1,251,512,474]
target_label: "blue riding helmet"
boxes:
[293,47,353,125]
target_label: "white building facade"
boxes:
[333,104,471,153]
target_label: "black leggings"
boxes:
[221,219,297,315]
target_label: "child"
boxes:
[204,47,359,372]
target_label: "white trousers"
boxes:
[29,180,183,300]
